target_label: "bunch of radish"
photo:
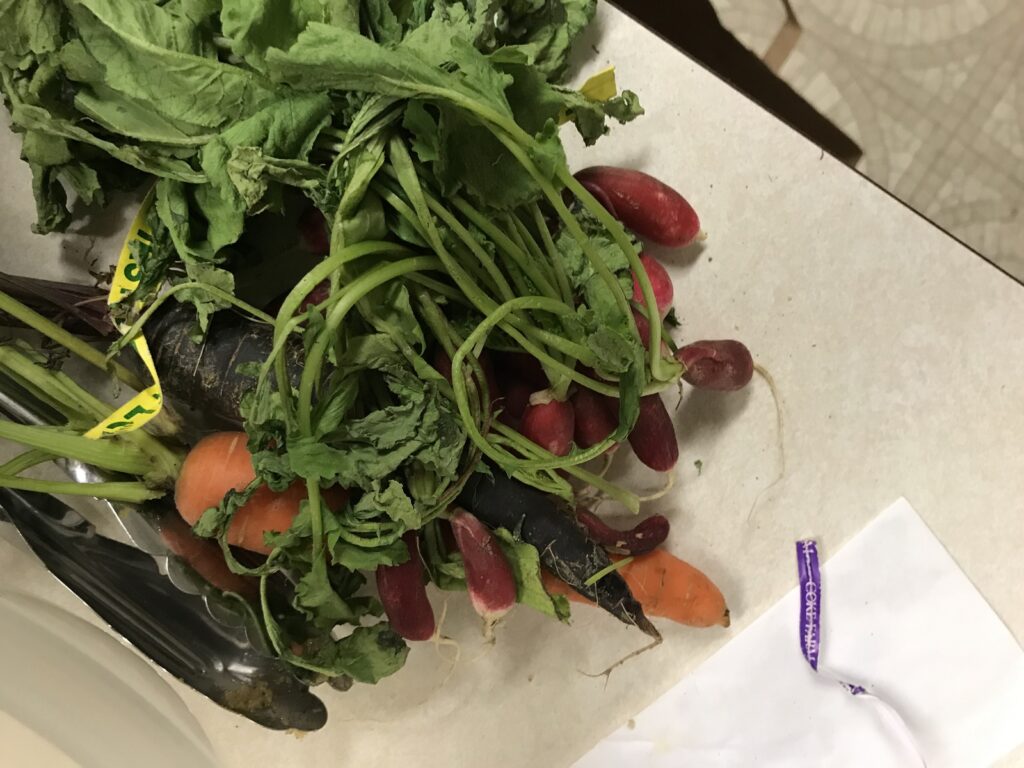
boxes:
[169,166,744,647]
[496,166,754,476]
[370,167,741,639]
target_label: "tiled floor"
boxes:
[712,0,1024,280]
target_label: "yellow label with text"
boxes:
[84,187,165,439]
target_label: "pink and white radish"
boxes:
[450,508,517,636]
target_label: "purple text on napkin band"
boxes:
[795,539,925,766]
[796,540,865,694]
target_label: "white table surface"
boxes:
[1,3,1022,766]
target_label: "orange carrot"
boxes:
[542,548,729,628]
[174,432,347,555]
[160,515,258,598]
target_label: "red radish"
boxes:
[520,396,574,456]
[298,207,329,254]
[571,387,618,449]
[627,394,678,471]
[676,340,753,391]
[450,508,517,633]
[175,432,346,555]
[499,378,533,428]
[494,352,548,428]
[376,532,435,642]
[633,308,651,350]
[439,519,458,553]
[575,508,670,555]
[575,166,701,247]
[631,253,674,318]
[632,309,672,357]
[495,352,548,391]
[297,279,330,313]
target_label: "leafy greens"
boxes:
[0,0,678,688]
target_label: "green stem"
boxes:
[385,138,505,321]
[404,274,469,305]
[530,202,574,306]
[265,240,414,426]
[450,195,557,300]
[0,346,182,481]
[412,290,490,430]
[496,214,550,300]
[488,131,633,331]
[376,175,500,299]
[584,556,634,586]
[0,449,54,475]
[0,421,156,475]
[403,82,535,148]
[420,190,516,302]
[277,240,413,332]
[560,171,682,383]
[306,480,326,583]
[0,291,144,390]
[492,325,616,396]
[0,475,163,502]
[450,297,620,472]
[297,256,442,435]
[508,214,551,284]
[524,327,595,365]
[414,290,459,358]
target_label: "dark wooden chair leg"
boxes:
[610,0,863,165]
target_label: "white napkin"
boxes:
[575,499,1024,767]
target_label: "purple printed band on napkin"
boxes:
[797,540,822,671]
[797,540,865,694]
[795,539,925,765]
